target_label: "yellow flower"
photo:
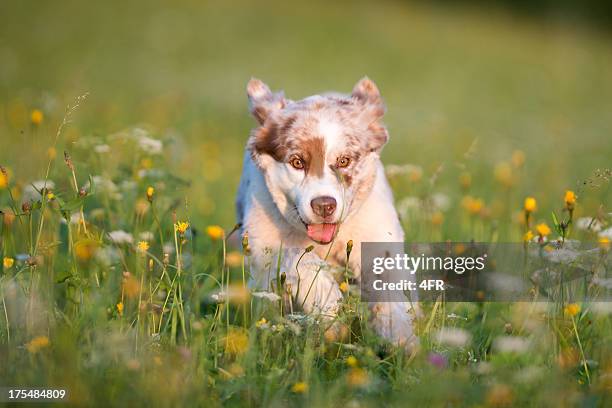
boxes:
[116,301,124,316]
[564,303,580,317]
[339,281,349,293]
[175,221,189,234]
[346,355,358,367]
[137,241,150,253]
[140,157,153,169]
[535,223,551,237]
[46,192,55,200]
[511,150,525,168]
[224,328,249,356]
[431,211,444,226]
[0,171,7,189]
[346,367,370,388]
[523,231,534,242]
[494,162,513,187]
[599,236,610,251]
[3,257,15,269]
[255,317,268,328]
[564,190,576,209]
[146,186,155,201]
[30,109,44,125]
[459,172,471,190]
[524,197,537,213]
[226,251,243,268]
[291,382,308,394]
[47,147,57,160]
[206,225,224,240]
[74,239,98,261]
[122,274,140,298]
[462,196,483,215]
[26,336,50,353]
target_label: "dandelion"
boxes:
[599,236,610,251]
[74,239,98,261]
[146,186,155,202]
[175,221,189,235]
[346,367,370,388]
[30,109,43,125]
[255,317,269,329]
[564,303,580,317]
[535,223,551,238]
[462,196,483,215]
[564,190,576,208]
[224,328,249,356]
[346,355,358,367]
[524,197,537,213]
[206,225,224,240]
[3,257,14,269]
[291,382,308,394]
[137,241,150,253]
[0,166,8,189]
[116,302,124,316]
[339,281,349,293]
[26,336,50,353]
[523,230,534,242]
[46,192,55,200]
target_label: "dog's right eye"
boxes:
[289,157,304,170]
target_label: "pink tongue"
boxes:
[307,224,337,244]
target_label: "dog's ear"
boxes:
[352,77,388,152]
[247,78,285,125]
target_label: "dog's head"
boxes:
[246,77,389,244]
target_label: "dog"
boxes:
[236,77,417,347]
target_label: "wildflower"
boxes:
[26,336,50,353]
[524,197,537,213]
[462,196,483,215]
[255,317,269,329]
[493,336,530,354]
[346,367,370,388]
[511,150,525,168]
[291,382,308,394]
[137,241,150,253]
[431,211,444,226]
[494,162,513,187]
[435,327,471,348]
[175,221,189,235]
[535,223,551,238]
[339,281,349,293]
[226,251,242,267]
[252,291,281,302]
[146,186,155,202]
[47,147,56,159]
[564,190,576,211]
[30,109,44,125]
[0,166,8,189]
[206,225,224,240]
[94,144,110,154]
[575,217,603,232]
[74,239,98,261]
[224,328,249,356]
[427,352,448,369]
[122,275,140,298]
[116,302,124,316]
[139,231,154,241]
[108,230,134,244]
[459,172,471,190]
[46,192,55,200]
[346,355,358,367]
[3,257,14,269]
[346,239,354,256]
[599,236,610,251]
[523,230,534,242]
[564,303,580,317]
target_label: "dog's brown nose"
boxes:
[311,196,337,218]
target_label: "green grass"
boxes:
[0,0,611,406]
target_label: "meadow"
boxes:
[1,0,611,406]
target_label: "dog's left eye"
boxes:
[337,157,351,168]
[289,156,305,170]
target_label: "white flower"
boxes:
[434,327,471,348]
[134,128,163,154]
[431,193,451,212]
[493,336,530,354]
[88,176,121,200]
[108,230,134,244]
[599,227,612,241]
[575,217,603,232]
[252,291,282,302]
[94,144,111,153]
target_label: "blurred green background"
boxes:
[1,0,610,228]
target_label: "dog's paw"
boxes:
[369,302,419,352]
